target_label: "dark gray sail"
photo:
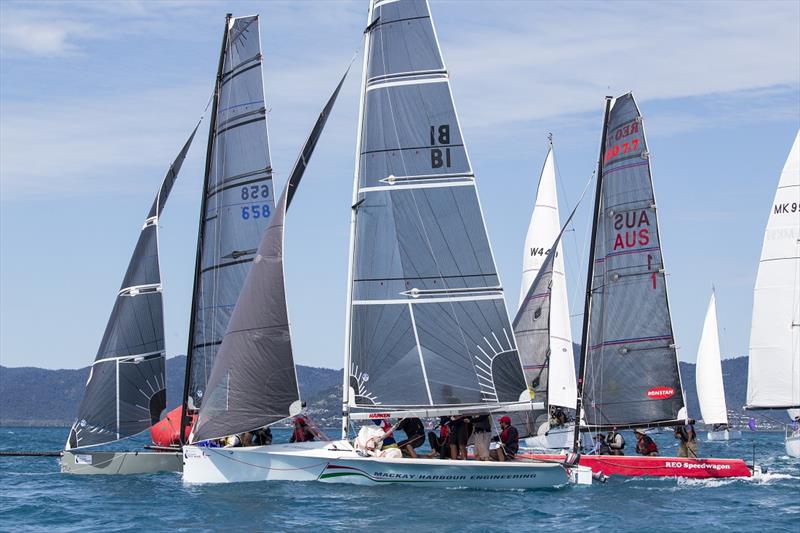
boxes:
[346,0,526,414]
[192,70,348,442]
[66,127,197,450]
[580,93,685,430]
[184,15,275,419]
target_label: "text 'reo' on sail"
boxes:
[518,146,577,412]
[185,15,275,415]
[345,0,526,416]
[580,93,686,430]
[191,69,349,442]
[66,127,197,450]
[746,131,800,410]
[695,291,728,426]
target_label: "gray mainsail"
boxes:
[66,126,197,450]
[191,70,348,442]
[344,0,526,419]
[578,93,686,430]
[182,15,275,428]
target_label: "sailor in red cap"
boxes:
[490,415,519,461]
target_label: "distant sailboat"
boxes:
[516,140,577,450]
[695,291,741,441]
[745,130,800,458]
[61,127,198,474]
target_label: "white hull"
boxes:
[521,425,573,450]
[706,430,742,441]
[183,440,576,489]
[786,432,800,458]
[61,450,182,475]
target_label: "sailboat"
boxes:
[150,13,278,448]
[60,128,198,475]
[516,139,578,450]
[745,130,800,458]
[524,94,752,478]
[695,291,741,441]
[183,0,588,489]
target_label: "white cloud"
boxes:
[0,17,89,57]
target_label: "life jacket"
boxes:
[608,431,625,449]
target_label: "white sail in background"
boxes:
[695,291,728,426]
[747,131,800,410]
[519,146,576,410]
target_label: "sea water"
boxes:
[1,427,798,532]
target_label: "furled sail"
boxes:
[66,127,197,449]
[344,0,526,417]
[579,93,686,430]
[518,145,576,410]
[746,131,800,410]
[192,70,348,442]
[695,291,728,426]
[183,15,275,420]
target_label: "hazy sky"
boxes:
[1,0,798,371]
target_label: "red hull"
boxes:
[522,453,752,478]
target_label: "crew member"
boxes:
[606,427,625,455]
[396,417,425,458]
[490,415,519,462]
[634,428,659,456]
[290,416,315,443]
[675,423,698,458]
[471,413,492,461]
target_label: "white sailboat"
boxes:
[183,0,589,488]
[746,131,800,458]
[517,141,577,450]
[695,291,741,441]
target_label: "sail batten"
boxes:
[746,131,800,410]
[578,94,686,431]
[344,0,527,415]
[66,126,197,450]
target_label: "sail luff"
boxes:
[695,291,728,425]
[66,126,197,450]
[746,130,800,410]
[341,2,376,440]
[572,96,613,453]
[180,14,232,444]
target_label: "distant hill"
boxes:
[0,355,753,428]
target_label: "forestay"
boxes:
[345,0,526,416]
[580,93,686,429]
[67,127,197,449]
[746,131,800,410]
[191,69,348,442]
[695,291,728,426]
[518,145,576,411]
[185,15,275,415]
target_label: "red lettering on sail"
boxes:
[611,210,651,251]
[647,386,675,399]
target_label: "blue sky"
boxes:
[1,0,798,371]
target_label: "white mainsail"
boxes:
[695,291,728,426]
[746,130,800,410]
[518,145,576,410]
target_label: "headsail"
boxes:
[343,0,526,420]
[514,199,581,434]
[695,291,728,426]
[191,69,349,442]
[518,144,576,410]
[746,131,800,410]
[182,15,275,431]
[66,126,198,450]
[578,93,686,430]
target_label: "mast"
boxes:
[341,2,374,441]
[572,96,612,453]
[180,13,231,445]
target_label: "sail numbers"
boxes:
[773,202,799,214]
[240,184,271,220]
[430,124,451,168]
[604,120,640,162]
